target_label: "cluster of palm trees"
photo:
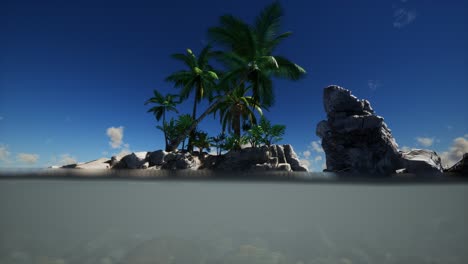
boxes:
[146,1,305,152]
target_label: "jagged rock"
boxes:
[445,153,468,175]
[268,157,279,168]
[317,85,447,175]
[316,86,403,174]
[399,149,443,173]
[270,145,287,163]
[161,152,196,170]
[114,152,148,169]
[213,146,270,171]
[283,144,309,172]
[147,150,167,166]
[75,158,110,169]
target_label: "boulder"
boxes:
[114,152,148,169]
[161,152,196,170]
[399,149,443,174]
[445,153,468,175]
[147,150,167,166]
[283,144,309,172]
[316,86,403,174]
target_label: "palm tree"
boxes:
[192,130,212,153]
[208,1,306,107]
[145,90,180,151]
[175,114,194,151]
[166,46,219,152]
[212,84,263,137]
[166,1,305,151]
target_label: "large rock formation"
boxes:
[316,85,443,175]
[445,153,468,175]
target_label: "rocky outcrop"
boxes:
[445,153,468,175]
[202,144,308,172]
[57,144,308,172]
[283,144,308,171]
[316,85,443,175]
[113,152,148,169]
[161,152,198,170]
[399,149,444,173]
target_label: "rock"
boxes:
[140,162,149,169]
[253,163,273,171]
[60,163,77,169]
[317,85,447,175]
[445,153,468,175]
[211,146,270,171]
[75,158,110,169]
[268,157,279,168]
[316,85,403,174]
[399,149,443,174]
[270,145,287,163]
[283,144,309,172]
[147,150,167,166]
[277,163,292,171]
[161,152,196,170]
[109,156,119,167]
[115,152,148,169]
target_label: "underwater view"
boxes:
[1,175,467,264]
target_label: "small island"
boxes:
[45,2,466,177]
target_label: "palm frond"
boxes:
[254,1,283,50]
[171,53,197,68]
[271,56,306,80]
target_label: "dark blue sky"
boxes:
[1,0,467,170]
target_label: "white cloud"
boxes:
[400,146,412,152]
[393,8,417,28]
[300,159,311,169]
[303,150,311,158]
[368,80,380,91]
[416,137,434,147]
[0,145,11,162]
[440,136,468,168]
[314,156,323,162]
[310,141,324,153]
[57,154,77,165]
[17,153,39,164]
[106,126,124,149]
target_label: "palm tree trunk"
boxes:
[233,111,241,138]
[187,87,199,153]
[163,111,169,152]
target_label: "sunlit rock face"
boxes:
[316,85,443,175]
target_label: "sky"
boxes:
[1,0,467,171]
